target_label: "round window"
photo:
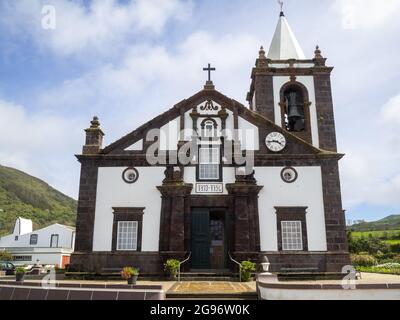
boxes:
[122,167,139,184]
[280,167,298,183]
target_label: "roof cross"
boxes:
[203,63,216,82]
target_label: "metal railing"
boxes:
[177,252,191,282]
[228,252,241,282]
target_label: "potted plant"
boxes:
[121,267,139,285]
[164,259,180,280]
[240,260,256,282]
[15,267,26,282]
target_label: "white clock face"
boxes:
[266,132,287,152]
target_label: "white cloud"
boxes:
[334,0,400,30]
[0,0,193,57]
[35,31,261,143]
[0,100,82,198]
[340,93,400,209]
[381,94,400,125]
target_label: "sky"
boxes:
[0,0,399,222]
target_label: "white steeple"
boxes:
[267,11,306,60]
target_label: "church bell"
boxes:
[286,92,302,119]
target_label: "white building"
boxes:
[0,217,75,268]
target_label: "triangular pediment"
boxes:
[100,88,332,157]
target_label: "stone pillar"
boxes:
[226,174,263,254]
[157,166,193,253]
[247,47,275,121]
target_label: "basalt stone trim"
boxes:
[111,207,145,252]
[275,207,308,251]
[70,251,185,274]
[226,185,263,252]
[259,252,350,273]
[253,74,275,121]
[314,72,338,152]
[73,162,99,253]
[0,283,164,301]
[157,184,193,252]
[321,160,349,253]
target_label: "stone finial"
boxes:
[314,45,323,59]
[313,45,327,67]
[90,116,100,129]
[83,116,105,154]
[259,46,266,59]
[256,46,268,68]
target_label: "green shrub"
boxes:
[0,250,13,262]
[351,254,377,267]
[15,267,26,274]
[390,243,400,253]
[240,260,256,282]
[164,259,180,277]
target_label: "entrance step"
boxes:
[167,281,258,300]
[166,292,258,300]
[179,271,239,282]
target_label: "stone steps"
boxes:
[166,292,258,300]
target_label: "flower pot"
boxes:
[16,273,25,282]
[170,273,178,281]
[127,275,138,285]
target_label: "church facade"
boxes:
[71,11,350,274]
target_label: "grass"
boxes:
[383,239,400,245]
[351,230,400,240]
[355,266,400,275]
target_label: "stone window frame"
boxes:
[112,207,145,252]
[275,206,308,251]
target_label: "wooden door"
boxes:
[191,208,210,269]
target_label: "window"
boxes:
[13,256,32,262]
[204,120,215,137]
[117,221,138,251]
[281,221,303,251]
[30,234,38,245]
[199,147,220,180]
[50,234,59,248]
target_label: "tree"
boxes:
[0,250,13,261]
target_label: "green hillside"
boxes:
[0,165,77,236]
[349,215,400,232]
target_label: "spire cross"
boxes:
[203,63,216,82]
[278,1,284,14]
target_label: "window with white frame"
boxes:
[281,221,303,251]
[199,146,220,180]
[50,234,59,248]
[117,221,138,251]
[30,234,38,245]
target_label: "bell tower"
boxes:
[247,9,338,152]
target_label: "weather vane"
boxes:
[278,0,284,12]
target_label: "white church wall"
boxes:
[238,117,259,151]
[255,166,327,252]
[124,139,143,151]
[159,118,179,151]
[272,76,320,148]
[93,167,164,252]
